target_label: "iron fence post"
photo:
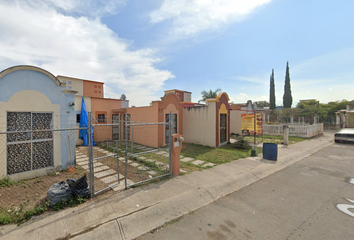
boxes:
[116,139,120,184]
[169,111,172,176]
[119,113,121,141]
[125,114,128,189]
[88,112,95,198]
[131,116,134,154]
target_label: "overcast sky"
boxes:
[1,0,353,106]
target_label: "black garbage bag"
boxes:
[67,174,89,198]
[47,181,72,207]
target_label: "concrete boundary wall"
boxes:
[263,123,324,138]
[183,104,216,147]
[230,110,242,135]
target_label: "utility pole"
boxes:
[251,104,257,157]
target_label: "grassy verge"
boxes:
[0,201,49,225]
[231,134,306,145]
[181,143,255,164]
[134,142,264,173]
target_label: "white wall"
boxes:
[121,100,129,108]
[75,95,91,112]
[184,92,191,102]
[183,103,216,147]
[230,110,242,135]
[57,76,84,96]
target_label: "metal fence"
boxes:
[86,112,173,196]
[124,112,172,189]
[0,111,173,199]
[0,126,86,180]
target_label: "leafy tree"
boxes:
[199,88,221,102]
[120,93,126,100]
[279,108,293,123]
[295,100,320,118]
[283,62,293,108]
[319,99,353,116]
[269,69,276,110]
[255,101,270,108]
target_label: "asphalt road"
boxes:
[138,142,354,240]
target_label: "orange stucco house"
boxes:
[56,75,129,144]
[124,90,231,148]
[124,92,183,148]
[54,76,230,149]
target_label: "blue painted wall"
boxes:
[0,69,76,169]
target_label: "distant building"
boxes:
[57,75,129,143]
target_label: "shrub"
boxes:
[233,135,251,149]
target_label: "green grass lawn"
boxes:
[181,143,256,164]
[139,142,262,173]
[233,134,306,145]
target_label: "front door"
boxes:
[165,114,177,144]
[220,113,227,143]
[112,114,120,140]
[123,114,131,140]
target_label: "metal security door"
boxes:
[112,114,120,140]
[123,114,131,140]
[7,112,53,175]
[220,113,227,143]
[165,114,177,144]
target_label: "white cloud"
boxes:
[234,93,249,102]
[150,0,272,39]
[229,93,267,104]
[236,75,268,84]
[0,1,174,106]
[36,0,128,16]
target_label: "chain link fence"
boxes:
[87,112,173,196]
[1,128,88,171]
[0,111,173,201]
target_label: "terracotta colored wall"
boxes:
[91,98,123,142]
[165,90,184,101]
[124,93,183,148]
[125,104,159,148]
[174,90,184,101]
[83,81,104,98]
[159,93,183,146]
[230,104,242,110]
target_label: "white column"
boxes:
[283,124,289,146]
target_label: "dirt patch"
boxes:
[0,166,87,212]
[0,144,169,224]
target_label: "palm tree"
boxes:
[199,88,222,103]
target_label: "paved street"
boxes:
[139,143,354,240]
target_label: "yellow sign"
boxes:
[241,113,262,135]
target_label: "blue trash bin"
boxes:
[263,143,278,160]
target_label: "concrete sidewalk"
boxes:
[1,133,334,240]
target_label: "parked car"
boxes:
[334,128,354,143]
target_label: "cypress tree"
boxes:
[283,61,293,108]
[269,69,276,110]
